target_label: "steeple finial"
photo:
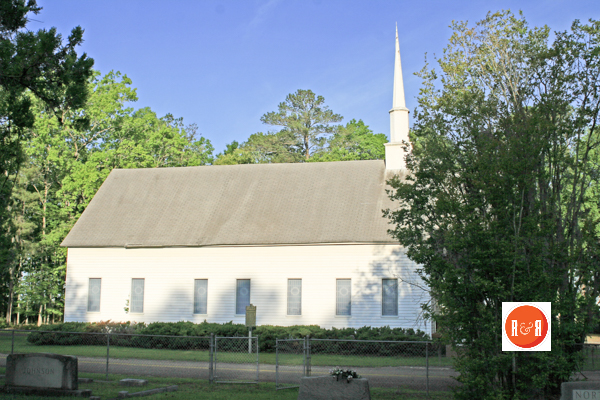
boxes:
[392,24,407,110]
[386,26,410,170]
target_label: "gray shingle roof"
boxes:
[61,160,399,247]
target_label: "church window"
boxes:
[130,278,145,313]
[236,279,251,314]
[382,278,398,316]
[87,278,101,312]
[194,279,208,314]
[287,279,302,315]
[336,279,351,316]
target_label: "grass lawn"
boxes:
[0,333,454,368]
[0,368,451,400]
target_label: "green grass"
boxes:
[0,333,454,368]
[0,368,451,400]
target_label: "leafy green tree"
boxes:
[260,89,342,160]
[310,119,387,162]
[4,71,213,325]
[0,0,93,201]
[213,141,253,165]
[214,131,303,165]
[0,0,93,322]
[386,12,600,399]
[214,119,386,165]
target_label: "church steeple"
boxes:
[385,25,410,170]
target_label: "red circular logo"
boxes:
[504,305,548,348]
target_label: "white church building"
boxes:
[61,30,432,334]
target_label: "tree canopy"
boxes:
[310,119,387,162]
[260,89,343,160]
[2,71,214,325]
[0,0,94,325]
[386,11,600,399]
[214,90,386,165]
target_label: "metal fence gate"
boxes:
[211,336,259,384]
[275,337,310,390]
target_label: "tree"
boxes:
[0,0,93,192]
[3,71,214,325]
[214,131,302,165]
[310,119,387,162]
[0,0,93,323]
[386,12,600,399]
[214,119,386,165]
[260,89,342,160]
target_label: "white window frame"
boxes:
[193,279,208,315]
[130,278,145,314]
[287,279,302,316]
[87,278,101,312]
[382,278,398,316]
[336,279,351,316]
[236,279,251,315]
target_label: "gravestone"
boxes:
[561,381,600,400]
[6,353,78,390]
[297,376,371,400]
[120,378,148,387]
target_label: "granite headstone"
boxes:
[6,353,78,390]
[561,381,600,400]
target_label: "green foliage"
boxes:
[3,70,214,327]
[25,321,430,354]
[386,11,600,399]
[214,107,386,165]
[0,0,94,326]
[310,119,387,162]
[260,89,343,160]
[214,131,302,165]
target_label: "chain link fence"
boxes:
[0,330,452,394]
[275,338,456,395]
[275,338,308,390]
[2,328,596,393]
[573,343,600,381]
[212,336,259,384]
[0,329,213,381]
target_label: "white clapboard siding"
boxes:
[65,244,430,333]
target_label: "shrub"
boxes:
[24,321,430,353]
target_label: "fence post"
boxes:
[303,336,306,376]
[256,335,260,383]
[306,335,311,377]
[426,342,429,396]
[106,333,110,380]
[11,330,15,354]
[209,333,214,383]
[248,328,252,354]
[275,339,279,388]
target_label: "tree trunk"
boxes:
[6,265,14,325]
[37,304,43,327]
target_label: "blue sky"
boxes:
[35,0,597,155]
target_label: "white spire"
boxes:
[385,25,410,170]
[392,24,407,110]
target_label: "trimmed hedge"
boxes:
[24,321,430,355]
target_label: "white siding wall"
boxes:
[65,245,430,333]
